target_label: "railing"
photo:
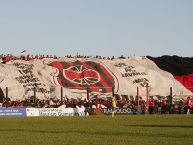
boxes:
[0,86,192,115]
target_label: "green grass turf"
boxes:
[0,115,193,145]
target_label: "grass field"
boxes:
[0,115,193,145]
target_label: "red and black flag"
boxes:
[49,60,115,93]
[147,55,193,92]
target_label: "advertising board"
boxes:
[0,108,27,116]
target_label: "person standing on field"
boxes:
[84,100,90,116]
[186,97,192,115]
[112,96,116,117]
[157,99,162,114]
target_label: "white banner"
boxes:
[2,58,192,101]
[26,108,85,116]
[26,108,40,116]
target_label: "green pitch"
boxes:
[0,115,193,145]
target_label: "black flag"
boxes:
[21,50,26,53]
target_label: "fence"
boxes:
[0,85,176,107]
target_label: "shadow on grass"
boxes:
[0,128,64,134]
[122,125,193,128]
[0,128,193,139]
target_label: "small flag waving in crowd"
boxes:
[21,50,26,53]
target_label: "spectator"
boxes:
[186,97,192,115]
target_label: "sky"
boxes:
[0,0,193,57]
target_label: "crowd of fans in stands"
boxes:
[0,53,132,64]
[0,95,192,114]
[0,54,58,63]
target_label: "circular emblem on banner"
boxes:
[63,65,100,85]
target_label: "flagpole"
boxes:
[112,87,115,117]
[146,84,149,114]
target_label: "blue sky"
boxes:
[0,0,192,57]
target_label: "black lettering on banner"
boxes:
[13,62,52,94]
[114,63,127,67]
[114,63,149,87]
[133,78,149,87]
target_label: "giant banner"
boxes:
[0,56,193,101]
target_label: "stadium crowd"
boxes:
[0,54,58,63]
[0,95,192,115]
[0,53,131,64]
